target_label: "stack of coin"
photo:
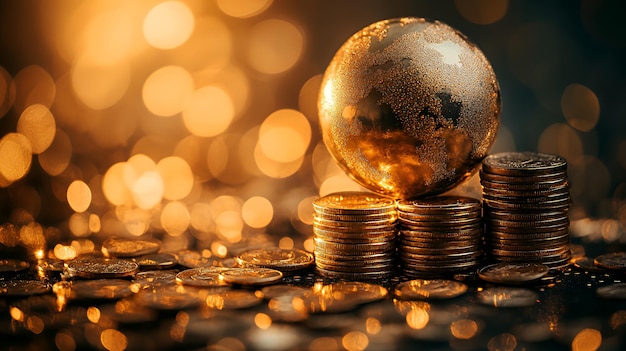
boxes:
[397,196,483,276]
[312,192,397,280]
[481,152,571,271]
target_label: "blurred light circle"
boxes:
[0,133,32,186]
[157,156,194,200]
[259,109,311,163]
[142,66,194,117]
[71,56,131,110]
[182,86,234,137]
[217,0,272,18]
[561,83,600,132]
[67,180,92,213]
[12,65,56,111]
[242,196,273,228]
[455,0,509,25]
[538,123,583,163]
[246,19,303,74]
[161,201,190,236]
[17,104,56,154]
[143,1,195,49]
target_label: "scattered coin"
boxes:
[0,280,50,296]
[65,257,139,279]
[394,279,468,300]
[593,252,626,271]
[101,236,161,258]
[596,283,626,299]
[134,252,178,270]
[176,267,231,287]
[133,270,178,288]
[313,191,396,215]
[236,248,314,272]
[571,257,604,272]
[476,287,539,308]
[477,263,550,284]
[67,279,135,300]
[0,259,30,274]
[219,267,284,285]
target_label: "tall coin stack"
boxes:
[481,152,571,271]
[312,192,397,280]
[396,196,483,277]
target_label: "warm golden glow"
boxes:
[100,329,128,351]
[10,307,24,321]
[71,56,130,110]
[278,236,294,249]
[242,196,273,228]
[182,86,234,137]
[143,1,194,50]
[341,331,369,351]
[450,319,479,339]
[561,83,600,132]
[254,142,304,179]
[38,129,72,176]
[17,104,56,154]
[0,65,14,118]
[26,316,45,334]
[254,313,272,329]
[365,317,381,335]
[259,109,311,163]
[0,133,32,186]
[246,19,303,74]
[157,156,194,200]
[487,333,517,351]
[161,201,190,236]
[143,66,194,117]
[572,328,602,351]
[67,180,92,213]
[538,123,583,164]
[217,0,273,18]
[55,332,77,351]
[53,244,77,261]
[12,65,56,111]
[87,306,101,323]
[406,308,430,330]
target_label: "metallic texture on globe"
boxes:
[318,17,501,199]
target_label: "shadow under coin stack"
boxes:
[397,196,483,277]
[481,152,571,271]
[312,192,397,280]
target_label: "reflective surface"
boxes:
[319,18,500,199]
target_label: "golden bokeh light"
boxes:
[246,19,303,75]
[69,212,91,237]
[254,142,304,179]
[207,137,229,179]
[278,236,294,249]
[450,319,479,339]
[487,333,517,351]
[12,64,56,111]
[71,56,131,110]
[217,0,273,18]
[319,174,364,197]
[157,156,194,201]
[143,1,195,50]
[298,74,322,122]
[177,17,232,73]
[341,331,369,351]
[561,83,600,132]
[189,202,214,235]
[0,133,32,187]
[100,329,128,351]
[102,162,131,206]
[17,104,56,154]
[53,243,77,261]
[38,129,72,176]
[182,86,234,137]
[196,64,250,118]
[55,332,77,351]
[365,317,381,335]
[259,109,311,163]
[254,313,272,329]
[455,0,509,25]
[538,123,583,163]
[406,308,430,330]
[82,7,139,65]
[161,200,190,236]
[67,180,92,213]
[143,65,194,117]
[242,196,274,228]
[572,328,602,351]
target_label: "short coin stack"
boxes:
[312,191,397,280]
[396,196,483,276]
[481,152,571,271]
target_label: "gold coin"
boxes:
[101,237,161,258]
[65,257,139,279]
[235,248,314,271]
[176,267,231,287]
[313,191,396,215]
[0,259,30,274]
[219,267,283,286]
[477,263,549,285]
[67,279,134,300]
[0,280,50,296]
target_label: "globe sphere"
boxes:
[318,17,501,199]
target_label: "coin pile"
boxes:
[481,152,571,271]
[397,196,483,276]
[312,192,397,280]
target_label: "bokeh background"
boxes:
[1,0,625,258]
